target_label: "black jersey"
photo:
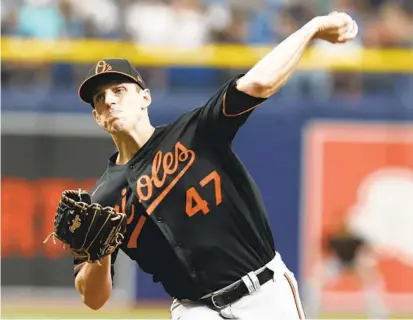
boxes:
[75,75,275,300]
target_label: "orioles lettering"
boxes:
[136,141,195,214]
[114,188,135,225]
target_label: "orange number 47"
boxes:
[186,170,222,217]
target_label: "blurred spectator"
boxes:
[210,7,247,44]
[204,0,233,43]
[376,1,413,48]
[3,0,412,48]
[58,0,85,39]
[124,0,209,48]
[66,0,122,38]
[16,0,64,39]
[244,1,275,45]
[1,0,20,36]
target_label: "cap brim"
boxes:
[78,71,141,105]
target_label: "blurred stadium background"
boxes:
[1,0,413,319]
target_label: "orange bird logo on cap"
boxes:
[95,60,113,74]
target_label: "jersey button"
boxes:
[176,242,182,249]
[129,165,135,169]
[156,217,163,223]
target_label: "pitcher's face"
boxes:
[92,81,151,134]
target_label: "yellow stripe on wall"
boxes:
[1,37,413,72]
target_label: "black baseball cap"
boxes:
[78,58,147,105]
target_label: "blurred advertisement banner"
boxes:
[301,121,413,314]
[1,134,113,287]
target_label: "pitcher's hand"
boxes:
[311,11,358,44]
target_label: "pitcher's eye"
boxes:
[114,87,126,94]
[93,93,104,103]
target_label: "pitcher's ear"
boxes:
[92,109,101,125]
[141,89,152,110]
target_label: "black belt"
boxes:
[199,267,274,309]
